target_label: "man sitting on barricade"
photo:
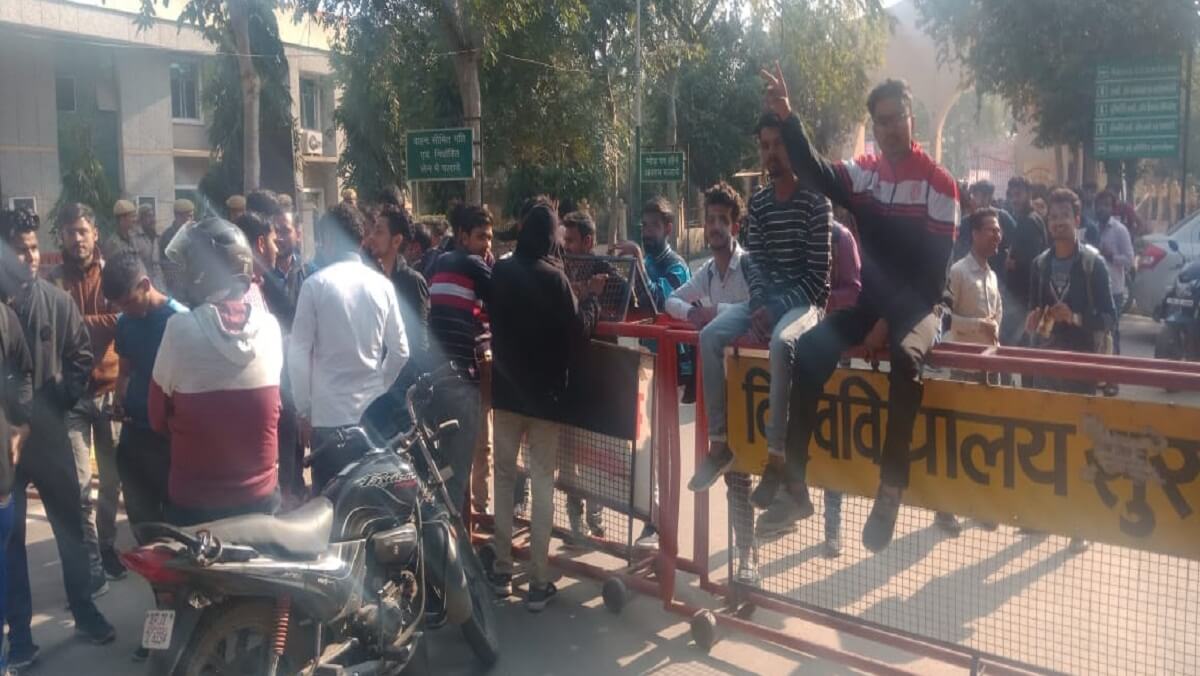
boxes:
[684,113,832,545]
[663,182,759,581]
[486,202,605,611]
[764,67,959,552]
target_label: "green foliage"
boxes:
[53,121,117,236]
[502,163,605,219]
[939,91,1014,179]
[198,5,296,207]
[915,0,1200,149]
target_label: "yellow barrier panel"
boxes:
[726,352,1200,561]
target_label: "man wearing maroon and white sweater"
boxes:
[150,218,283,525]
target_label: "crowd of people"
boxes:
[0,66,1139,673]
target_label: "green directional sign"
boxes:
[1094,60,1182,159]
[640,151,686,183]
[406,128,474,182]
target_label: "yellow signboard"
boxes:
[726,352,1200,560]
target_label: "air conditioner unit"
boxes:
[303,130,324,156]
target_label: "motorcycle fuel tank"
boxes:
[323,451,422,542]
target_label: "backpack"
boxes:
[1032,245,1112,354]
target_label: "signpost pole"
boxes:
[1181,50,1193,222]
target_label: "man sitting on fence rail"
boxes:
[664,182,758,581]
[764,67,959,552]
[683,111,833,544]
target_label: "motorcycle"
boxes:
[1154,241,1200,362]
[121,365,499,675]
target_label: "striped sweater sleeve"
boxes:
[743,209,768,310]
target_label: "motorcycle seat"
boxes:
[191,498,334,560]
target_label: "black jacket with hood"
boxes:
[490,206,600,420]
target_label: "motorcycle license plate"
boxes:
[1167,297,1195,308]
[141,609,175,650]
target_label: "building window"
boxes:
[300,78,321,131]
[56,77,76,112]
[170,63,200,121]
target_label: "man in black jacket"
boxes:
[0,209,115,668]
[486,203,604,612]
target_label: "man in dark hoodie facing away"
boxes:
[487,203,606,612]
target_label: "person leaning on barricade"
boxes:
[1022,188,1117,554]
[765,66,959,553]
[485,202,605,612]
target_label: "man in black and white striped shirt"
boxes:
[688,113,831,542]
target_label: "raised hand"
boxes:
[759,61,791,120]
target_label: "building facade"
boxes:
[0,0,341,248]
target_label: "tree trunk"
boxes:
[664,70,680,204]
[1054,144,1065,184]
[230,1,260,192]
[1082,142,1098,186]
[451,51,483,205]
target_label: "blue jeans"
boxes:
[700,303,820,456]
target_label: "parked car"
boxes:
[1131,210,1200,316]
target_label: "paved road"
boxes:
[16,314,1197,675]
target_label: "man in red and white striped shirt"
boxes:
[759,68,959,552]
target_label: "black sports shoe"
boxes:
[750,464,783,510]
[488,571,513,598]
[526,582,558,612]
[755,488,814,541]
[132,647,151,662]
[8,643,39,670]
[101,547,127,580]
[933,512,962,538]
[687,444,735,492]
[681,381,697,405]
[75,615,117,645]
[862,486,902,553]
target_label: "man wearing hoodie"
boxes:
[0,208,116,666]
[150,218,284,525]
[487,203,604,611]
[289,204,408,490]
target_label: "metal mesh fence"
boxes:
[563,255,637,322]
[511,423,646,562]
[731,480,1200,675]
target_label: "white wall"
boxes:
[0,33,61,220]
[115,49,176,231]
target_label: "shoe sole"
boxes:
[105,571,128,581]
[525,595,555,613]
[687,455,736,492]
[754,523,798,542]
[76,630,117,646]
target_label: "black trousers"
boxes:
[116,426,171,544]
[786,304,940,490]
[7,409,106,649]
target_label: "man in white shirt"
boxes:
[945,207,1003,351]
[288,203,409,489]
[666,183,757,581]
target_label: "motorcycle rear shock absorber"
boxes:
[266,595,292,676]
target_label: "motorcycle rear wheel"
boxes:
[457,531,500,668]
[177,600,299,676]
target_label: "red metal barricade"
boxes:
[672,324,1200,676]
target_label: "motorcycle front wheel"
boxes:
[457,529,500,668]
[177,600,300,676]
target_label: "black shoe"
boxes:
[132,646,150,662]
[7,644,39,670]
[526,582,557,612]
[75,615,117,645]
[586,507,605,538]
[635,525,659,550]
[933,512,962,538]
[750,464,783,510]
[862,486,902,553]
[688,445,735,492]
[755,488,814,541]
[681,381,697,405]
[101,547,127,580]
[822,535,842,559]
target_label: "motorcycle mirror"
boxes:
[1168,239,1181,253]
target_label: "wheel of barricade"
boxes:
[602,577,630,614]
[689,610,718,652]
